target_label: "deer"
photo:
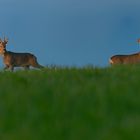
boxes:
[109,52,140,65]
[0,37,44,71]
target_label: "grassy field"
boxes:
[0,66,140,140]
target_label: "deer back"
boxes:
[109,53,140,65]
[4,51,35,66]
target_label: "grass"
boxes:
[0,65,140,140]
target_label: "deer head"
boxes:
[0,37,8,55]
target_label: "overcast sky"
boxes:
[0,0,140,67]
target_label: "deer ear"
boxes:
[0,38,2,43]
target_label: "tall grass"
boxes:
[0,66,139,140]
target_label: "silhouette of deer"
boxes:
[0,38,44,71]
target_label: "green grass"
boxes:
[0,66,140,140]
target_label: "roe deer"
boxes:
[0,38,44,71]
[109,52,140,65]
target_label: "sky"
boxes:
[0,0,140,67]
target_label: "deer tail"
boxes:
[32,55,44,69]
[37,64,44,69]
[109,58,114,65]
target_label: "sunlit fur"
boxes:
[109,52,140,65]
[0,38,44,71]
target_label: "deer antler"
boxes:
[4,37,8,43]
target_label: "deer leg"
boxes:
[24,65,30,70]
[4,65,9,70]
[9,66,14,71]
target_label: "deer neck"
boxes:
[2,49,9,57]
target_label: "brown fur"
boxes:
[0,38,44,71]
[109,52,140,65]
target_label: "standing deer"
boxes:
[109,52,140,65]
[0,38,44,71]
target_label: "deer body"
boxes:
[109,52,140,65]
[0,38,43,71]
